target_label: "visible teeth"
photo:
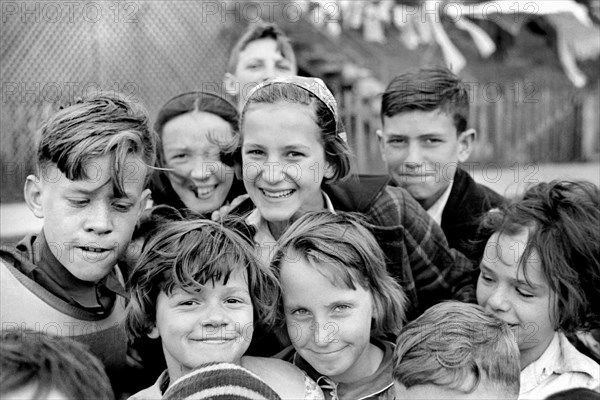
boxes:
[262,189,293,199]
[82,247,105,253]
[194,186,216,197]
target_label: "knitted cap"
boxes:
[162,362,282,400]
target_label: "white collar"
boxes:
[520,331,600,393]
[426,181,454,226]
[245,191,335,265]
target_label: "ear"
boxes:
[137,188,152,218]
[223,72,239,97]
[24,174,45,219]
[457,128,476,163]
[376,129,387,162]
[324,161,336,180]
[147,325,160,339]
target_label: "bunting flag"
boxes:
[304,0,599,87]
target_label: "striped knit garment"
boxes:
[162,362,282,400]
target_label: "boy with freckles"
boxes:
[0,95,157,396]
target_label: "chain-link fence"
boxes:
[1,1,247,202]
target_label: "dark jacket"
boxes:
[440,168,505,263]
[232,175,475,320]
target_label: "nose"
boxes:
[485,286,511,314]
[311,317,337,347]
[404,142,423,168]
[201,302,229,329]
[260,63,277,81]
[84,201,113,235]
[189,156,216,181]
[261,159,285,185]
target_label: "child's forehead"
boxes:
[43,155,148,194]
[166,268,249,294]
[486,231,548,285]
[283,249,362,288]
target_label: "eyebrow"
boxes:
[283,144,311,152]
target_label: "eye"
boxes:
[286,151,304,158]
[387,137,406,145]
[245,62,262,70]
[244,148,264,157]
[333,304,351,312]
[225,297,245,304]
[479,271,495,283]
[68,198,89,207]
[178,299,199,307]
[113,201,133,212]
[168,153,189,162]
[424,138,443,145]
[291,308,310,316]
[516,288,534,298]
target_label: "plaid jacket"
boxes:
[324,175,476,319]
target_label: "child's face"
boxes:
[27,154,149,282]
[241,103,332,223]
[162,111,235,214]
[379,110,473,209]
[280,251,379,383]
[149,269,254,382]
[476,230,555,368]
[227,38,295,104]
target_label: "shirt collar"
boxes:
[246,191,336,245]
[520,331,600,393]
[426,180,454,226]
[292,338,394,399]
[28,231,127,313]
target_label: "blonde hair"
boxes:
[394,301,520,396]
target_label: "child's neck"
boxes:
[332,342,384,384]
[266,220,290,240]
[520,332,556,370]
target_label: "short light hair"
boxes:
[271,211,407,338]
[126,220,279,340]
[37,94,157,196]
[0,329,114,400]
[393,301,520,397]
[226,21,297,74]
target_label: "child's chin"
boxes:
[65,261,116,282]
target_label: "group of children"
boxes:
[1,20,599,400]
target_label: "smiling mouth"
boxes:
[192,338,236,344]
[311,348,345,356]
[260,189,294,199]
[193,185,217,198]
[79,246,109,253]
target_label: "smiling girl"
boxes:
[149,92,246,217]
[272,211,407,399]
[476,180,600,399]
